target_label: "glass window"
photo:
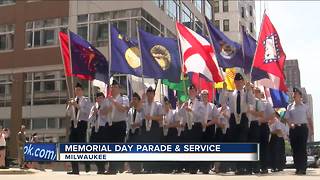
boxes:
[241,7,245,18]
[22,119,32,130]
[205,0,213,20]
[25,17,68,48]
[214,0,219,13]
[223,19,229,32]
[0,0,15,5]
[167,0,179,21]
[32,118,47,129]
[89,22,108,47]
[195,17,203,35]
[250,22,254,33]
[153,0,164,10]
[0,74,12,107]
[77,25,88,40]
[78,14,88,23]
[181,3,193,29]
[24,70,67,105]
[223,0,228,12]
[59,118,66,129]
[194,0,202,13]
[214,20,220,30]
[48,118,58,129]
[0,24,15,51]
[249,6,253,16]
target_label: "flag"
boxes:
[138,29,181,82]
[162,74,190,102]
[176,22,223,83]
[58,32,72,76]
[205,17,244,69]
[190,73,214,102]
[269,88,289,108]
[214,68,236,90]
[110,26,142,77]
[252,13,287,91]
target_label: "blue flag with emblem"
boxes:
[110,26,142,77]
[205,17,244,69]
[138,29,181,82]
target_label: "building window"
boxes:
[194,0,202,13]
[249,6,253,16]
[0,119,9,128]
[25,17,68,48]
[153,0,164,10]
[204,0,213,20]
[214,0,219,13]
[195,17,203,35]
[223,19,229,32]
[223,0,229,12]
[241,7,245,18]
[167,0,179,21]
[0,74,12,107]
[112,74,129,96]
[0,24,14,51]
[24,70,67,105]
[0,0,15,6]
[181,3,193,29]
[250,22,254,33]
[214,20,220,30]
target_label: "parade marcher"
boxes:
[220,73,254,175]
[66,82,92,175]
[247,87,265,174]
[215,103,230,173]
[106,80,129,174]
[141,86,163,173]
[0,128,6,168]
[285,87,314,175]
[200,89,219,174]
[259,93,274,174]
[269,112,287,172]
[16,125,27,169]
[183,85,203,174]
[88,92,112,174]
[127,92,143,174]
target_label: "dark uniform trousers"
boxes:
[69,120,90,173]
[186,122,204,173]
[162,128,179,173]
[289,125,308,172]
[259,122,270,172]
[269,134,285,171]
[248,121,260,172]
[202,122,216,173]
[127,128,142,173]
[106,121,127,173]
[140,120,162,172]
[229,113,249,172]
[90,126,107,173]
[215,127,227,172]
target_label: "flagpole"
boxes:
[58,32,71,99]
[249,10,266,82]
[136,20,145,93]
[108,21,112,96]
[240,27,249,82]
[175,23,187,99]
[203,17,225,82]
[67,29,75,98]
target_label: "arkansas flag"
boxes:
[252,13,288,92]
[176,22,223,83]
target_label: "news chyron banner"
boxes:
[24,143,259,162]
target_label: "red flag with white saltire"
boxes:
[58,32,72,77]
[252,13,288,92]
[176,22,223,83]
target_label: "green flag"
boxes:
[162,79,190,102]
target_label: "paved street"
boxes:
[1,169,319,180]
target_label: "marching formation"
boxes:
[65,72,313,175]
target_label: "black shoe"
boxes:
[296,170,306,175]
[106,171,117,175]
[67,171,79,175]
[97,171,108,175]
[235,171,245,175]
[260,169,268,174]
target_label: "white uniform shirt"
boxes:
[217,106,231,134]
[285,102,311,125]
[66,96,92,127]
[110,95,129,122]
[220,89,255,114]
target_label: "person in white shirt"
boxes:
[0,128,6,168]
[66,82,92,175]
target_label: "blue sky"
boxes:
[255,1,320,141]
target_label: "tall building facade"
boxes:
[0,0,213,157]
[213,0,256,43]
[284,59,301,89]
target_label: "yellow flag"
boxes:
[214,68,236,90]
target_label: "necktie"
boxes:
[96,105,100,120]
[236,90,241,114]
[255,100,258,111]
[133,109,137,123]
[75,98,79,117]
